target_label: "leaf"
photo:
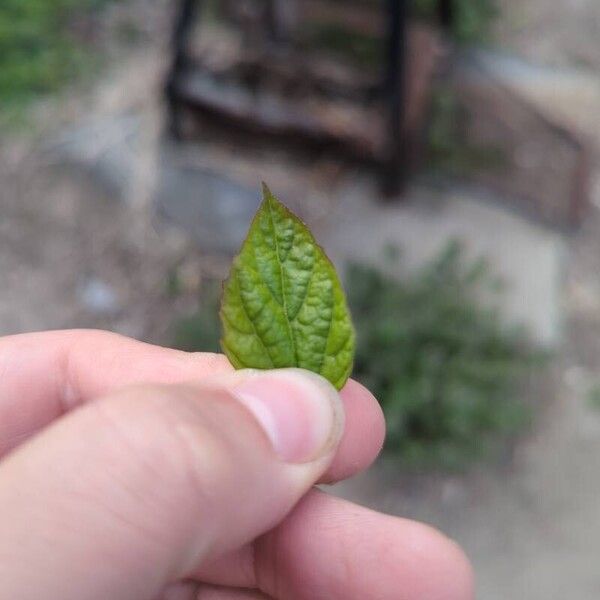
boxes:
[220,183,355,390]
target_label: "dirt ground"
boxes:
[3,2,600,598]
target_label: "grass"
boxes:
[0,0,115,123]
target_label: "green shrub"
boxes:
[0,0,112,110]
[170,278,222,353]
[348,242,541,469]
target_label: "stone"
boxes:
[154,155,261,254]
[78,277,120,315]
[43,114,141,201]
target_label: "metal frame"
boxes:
[165,0,201,138]
[383,0,407,194]
[166,0,453,194]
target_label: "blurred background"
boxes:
[1,1,600,597]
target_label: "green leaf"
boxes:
[220,183,355,390]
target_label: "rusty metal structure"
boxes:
[165,0,453,194]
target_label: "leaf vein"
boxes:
[236,283,275,368]
[288,243,316,323]
[222,312,254,336]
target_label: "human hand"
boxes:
[0,330,473,599]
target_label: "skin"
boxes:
[0,329,474,599]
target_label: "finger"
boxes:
[194,491,473,600]
[0,329,231,455]
[0,330,384,482]
[254,490,474,600]
[0,370,344,600]
[326,378,384,482]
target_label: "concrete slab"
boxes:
[323,178,567,346]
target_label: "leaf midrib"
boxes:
[266,195,299,367]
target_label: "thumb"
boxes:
[0,368,344,600]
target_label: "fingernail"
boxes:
[232,369,344,463]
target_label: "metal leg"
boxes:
[439,0,453,30]
[264,0,280,43]
[166,0,202,139]
[382,0,407,196]
[266,0,298,44]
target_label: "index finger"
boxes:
[0,330,384,480]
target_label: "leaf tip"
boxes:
[261,181,273,200]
